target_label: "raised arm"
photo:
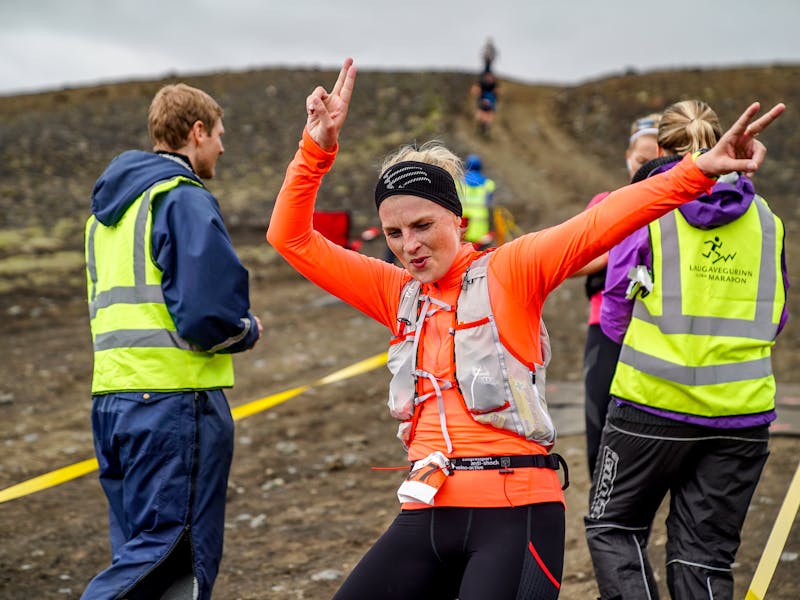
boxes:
[267,59,407,330]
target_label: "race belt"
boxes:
[414,453,570,490]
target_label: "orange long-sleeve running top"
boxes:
[267,129,715,510]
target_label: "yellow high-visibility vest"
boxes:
[85,177,234,394]
[611,196,784,417]
[459,179,496,242]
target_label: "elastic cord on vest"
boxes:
[375,161,462,216]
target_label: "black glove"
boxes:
[584,268,607,299]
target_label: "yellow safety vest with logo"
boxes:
[85,177,234,394]
[459,178,496,242]
[611,196,784,417]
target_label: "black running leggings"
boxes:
[332,503,565,600]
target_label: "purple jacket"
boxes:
[601,157,789,428]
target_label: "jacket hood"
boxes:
[636,156,755,229]
[91,150,201,226]
[465,154,482,172]
[464,170,488,186]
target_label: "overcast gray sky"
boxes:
[2,0,798,96]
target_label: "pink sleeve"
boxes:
[585,191,611,210]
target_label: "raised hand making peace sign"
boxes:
[305,58,357,151]
[695,101,785,178]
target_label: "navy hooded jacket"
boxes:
[91,150,259,354]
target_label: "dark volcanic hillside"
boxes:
[1,64,798,382]
[1,65,800,600]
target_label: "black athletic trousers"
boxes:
[583,324,621,477]
[332,503,565,600]
[585,403,769,599]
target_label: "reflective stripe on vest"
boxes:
[612,196,783,416]
[387,253,555,449]
[86,177,234,393]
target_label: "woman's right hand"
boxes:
[695,101,785,178]
[305,58,357,151]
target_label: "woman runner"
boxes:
[266,58,784,600]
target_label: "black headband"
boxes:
[374,161,462,217]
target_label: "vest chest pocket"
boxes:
[454,315,555,445]
[387,334,417,420]
[454,317,513,414]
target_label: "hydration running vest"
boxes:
[611,196,784,417]
[85,177,234,394]
[387,252,554,452]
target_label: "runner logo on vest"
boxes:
[701,235,737,263]
[688,235,751,285]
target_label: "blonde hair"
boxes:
[379,140,464,184]
[148,83,223,150]
[657,100,722,156]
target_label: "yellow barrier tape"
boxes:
[231,385,309,421]
[315,352,388,385]
[745,460,800,600]
[0,351,388,504]
[0,458,99,504]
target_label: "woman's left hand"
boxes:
[695,101,785,178]
[306,58,357,151]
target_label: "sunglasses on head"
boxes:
[632,117,659,133]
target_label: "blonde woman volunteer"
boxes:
[586,99,789,599]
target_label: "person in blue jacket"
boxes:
[82,82,262,600]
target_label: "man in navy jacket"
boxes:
[83,82,261,600]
